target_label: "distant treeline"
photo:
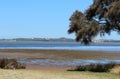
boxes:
[0,38,75,42]
[0,38,120,42]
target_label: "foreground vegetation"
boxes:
[0,69,119,79]
[72,63,120,72]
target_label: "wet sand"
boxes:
[0,49,120,70]
[26,65,72,71]
[0,49,120,59]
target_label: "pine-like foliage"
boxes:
[68,0,120,44]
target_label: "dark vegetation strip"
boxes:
[69,62,120,72]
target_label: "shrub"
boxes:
[73,62,119,72]
[0,58,26,69]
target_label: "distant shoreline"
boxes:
[0,38,75,42]
[0,38,120,42]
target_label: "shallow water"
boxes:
[19,59,120,66]
[0,41,120,52]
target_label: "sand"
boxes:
[0,49,120,59]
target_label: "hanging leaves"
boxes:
[68,0,120,44]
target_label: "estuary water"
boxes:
[0,41,120,52]
[19,59,120,66]
[0,41,120,66]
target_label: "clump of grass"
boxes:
[71,62,119,72]
[0,58,26,69]
[110,65,120,75]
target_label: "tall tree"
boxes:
[68,0,120,45]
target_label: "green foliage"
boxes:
[68,0,120,44]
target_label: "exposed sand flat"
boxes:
[0,49,120,60]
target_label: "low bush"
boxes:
[73,62,119,72]
[0,58,26,69]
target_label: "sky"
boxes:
[0,0,119,39]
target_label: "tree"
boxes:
[68,0,120,45]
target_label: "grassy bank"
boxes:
[0,69,119,79]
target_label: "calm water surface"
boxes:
[1,41,120,66]
[0,41,120,52]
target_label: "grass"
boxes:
[0,69,119,79]
[110,65,120,75]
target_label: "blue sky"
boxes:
[0,0,119,39]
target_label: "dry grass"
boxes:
[0,69,120,79]
[110,65,120,75]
